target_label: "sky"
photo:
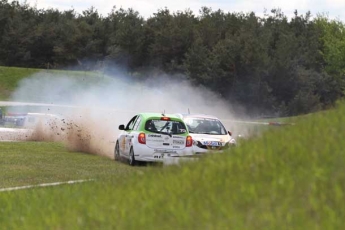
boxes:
[21,0,345,22]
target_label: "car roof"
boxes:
[175,113,220,120]
[138,113,183,120]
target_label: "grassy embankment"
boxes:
[0,66,40,100]
[0,66,109,101]
[0,99,344,229]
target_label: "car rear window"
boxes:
[145,119,187,135]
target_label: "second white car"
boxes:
[176,113,236,154]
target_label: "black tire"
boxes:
[114,141,120,161]
[128,147,137,166]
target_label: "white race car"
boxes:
[176,113,236,154]
[115,113,194,165]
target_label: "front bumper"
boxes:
[193,141,235,154]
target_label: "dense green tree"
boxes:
[314,16,345,105]
[106,7,146,71]
[146,8,196,73]
[75,7,106,69]
[196,7,226,49]
[184,36,211,84]
[0,1,39,66]
[0,1,344,115]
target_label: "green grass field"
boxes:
[1,66,344,229]
[0,142,145,188]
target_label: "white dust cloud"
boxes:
[8,70,250,158]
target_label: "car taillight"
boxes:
[186,136,192,147]
[161,117,170,121]
[138,133,146,144]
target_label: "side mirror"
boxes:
[228,131,232,136]
[118,124,125,130]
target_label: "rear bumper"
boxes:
[133,145,194,162]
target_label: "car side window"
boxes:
[133,116,142,130]
[125,115,138,130]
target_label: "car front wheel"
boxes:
[129,147,137,166]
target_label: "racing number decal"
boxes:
[203,141,222,150]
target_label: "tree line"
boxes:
[0,0,344,116]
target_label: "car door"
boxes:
[123,115,140,156]
[119,115,137,155]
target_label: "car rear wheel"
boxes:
[114,141,120,161]
[129,147,137,166]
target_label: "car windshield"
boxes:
[184,117,227,135]
[145,119,187,135]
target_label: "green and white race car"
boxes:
[114,113,194,165]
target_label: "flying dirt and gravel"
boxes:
[1,71,251,159]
